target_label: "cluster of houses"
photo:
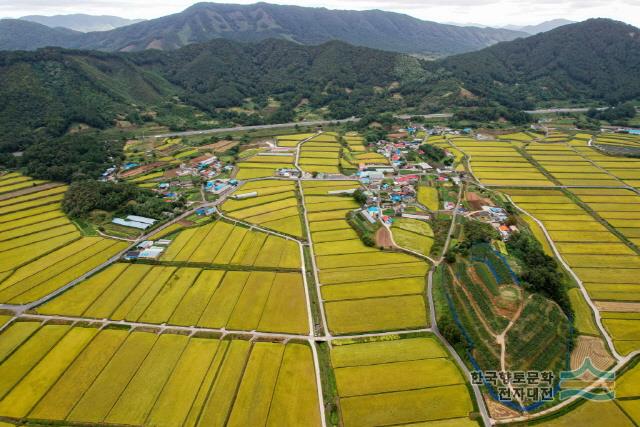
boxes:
[470,206,519,241]
[205,179,238,195]
[353,130,463,219]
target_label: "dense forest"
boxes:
[441,19,640,109]
[0,18,639,171]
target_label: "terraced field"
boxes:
[0,322,321,426]
[302,180,430,335]
[235,151,296,180]
[221,180,304,237]
[331,336,475,427]
[0,173,46,194]
[0,177,128,305]
[452,138,553,187]
[298,133,342,175]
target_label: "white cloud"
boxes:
[1,0,639,27]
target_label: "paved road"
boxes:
[523,107,604,114]
[150,117,360,139]
[149,108,611,139]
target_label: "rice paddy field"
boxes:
[275,133,316,148]
[451,138,553,187]
[222,180,304,237]
[302,180,430,335]
[0,173,46,194]
[159,220,301,268]
[417,185,440,210]
[391,218,434,256]
[343,133,366,153]
[36,265,310,334]
[234,152,296,180]
[505,188,640,355]
[331,335,475,427]
[0,321,321,426]
[298,133,342,175]
[525,142,624,187]
[0,177,128,305]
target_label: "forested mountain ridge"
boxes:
[0,19,80,51]
[0,39,419,152]
[1,19,638,156]
[0,2,524,55]
[441,18,640,109]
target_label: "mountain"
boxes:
[20,14,144,32]
[504,19,575,34]
[1,18,638,153]
[0,2,525,55]
[0,19,80,51]
[0,39,415,151]
[440,19,640,108]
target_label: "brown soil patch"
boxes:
[119,162,165,178]
[571,335,615,371]
[0,182,64,201]
[376,227,393,249]
[465,191,493,211]
[485,394,521,420]
[163,168,179,179]
[595,301,640,313]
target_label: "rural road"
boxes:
[149,108,605,139]
[151,117,360,139]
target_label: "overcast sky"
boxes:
[2,0,639,27]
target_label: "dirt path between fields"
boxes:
[0,182,64,201]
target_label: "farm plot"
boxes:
[160,220,301,268]
[0,236,128,304]
[454,140,553,186]
[526,143,624,187]
[506,188,640,355]
[576,147,640,188]
[0,173,46,194]
[222,180,304,238]
[36,265,310,334]
[391,218,434,255]
[343,133,366,153]
[302,181,429,334]
[275,133,316,147]
[298,134,342,174]
[331,335,475,427]
[0,183,84,272]
[234,150,295,180]
[417,185,439,210]
[570,188,640,247]
[0,322,321,426]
